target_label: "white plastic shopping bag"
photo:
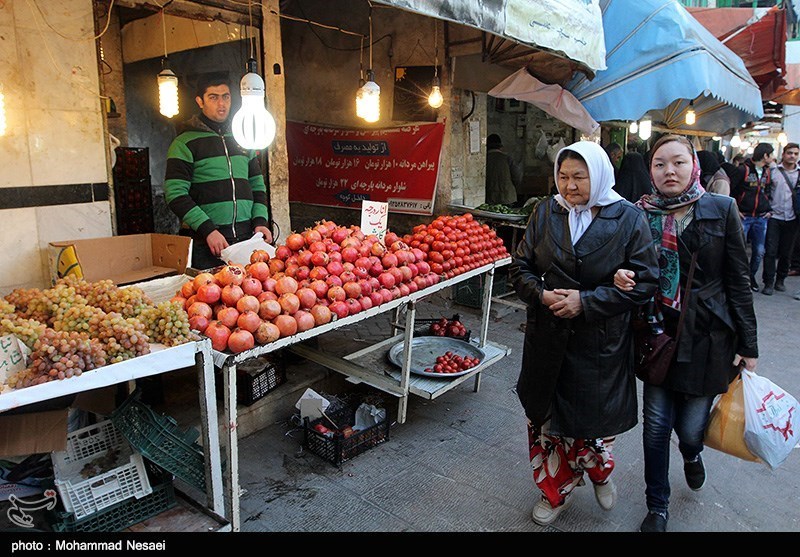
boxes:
[741,369,800,469]
[220,232,275,266]
[535,131,548,159]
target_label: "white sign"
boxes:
[360,200,389,240]
[469,120,481,154]
[0,335,27,385]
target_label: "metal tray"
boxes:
[447,204,527,222]
[387,337,486,378]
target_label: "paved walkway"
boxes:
[236,276,800,533]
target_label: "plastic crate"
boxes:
[52,462,176,533]
[110,390,206,492]
[114,147,150,181]
[414,313,471,342]
[453,268,511,309]
[116,207,155,236]
[303,400,390,467]
[114,177,153,210]
[51,420,153,520]
[216,353,286,406]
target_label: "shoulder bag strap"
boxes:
[778,168,800,190]
[673,250,699,343]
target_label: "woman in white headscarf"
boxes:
[510,141,659,526]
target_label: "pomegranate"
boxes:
[250,249,270,264]
[189,315,210,333]
[268,258,285,275]
[218,265,245,286]
[345,298,362,315]
[359,296,373,311]
[340,271,357,284]
[328,250,342,262]
[327,285,346,303]
[217,306,240,328]
[295,266,311,281]
[205,321,231,352]
[309,266,329,281]
[180,281,195,299]
[227,328,254,353]
[221,284,244,307]
[309,280,329,300]
[325,275,343,288]
[236,295,260,314]
[381,253,398,268]
[416,261,431,274]
[303,229,322,246]
[369,262,384,277]
[294,310,315,332]
[369,291,383,307]
[248,261,270,281]
[278,292,301,315]
[275,245,292,260]
[275,276,299,296]
[193,272,216,290]
[355,257,372,270]
[185,294,198,309]
[378,288,392,304]
[384,231,399,246]
[398,283,410,297]
[273,314,298,337]
[308,240,326,253]
[378,272,396,289]
[259,299,282,321]
[331,227,350,244]
[255,321,280,344]
[237,310,262,333]
[196,283,222,304]
[388,267,404,286]
[358,278,373,296]
[326,261,344,277]
[342,281,362,299]
[329,300,349,319]
[298,250,313,267]
[341,246,359,263]
[262,277,277,292]
[188,302,213,320]
[295,287,317,309]
[310,251,330,267]
[171,295,188,308]
[285,233,305,251]
[258,291,278,302]
[241,277,263,297]
[310,304,332,326]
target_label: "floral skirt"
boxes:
[527,422,615,508]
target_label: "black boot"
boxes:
[762,282,775,296]
[775,278,786,292]
[750,277,759,292]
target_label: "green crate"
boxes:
[453,268,511,309]
[111,390,206,492]
[52,463,176,533]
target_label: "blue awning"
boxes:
[566,0,764,133]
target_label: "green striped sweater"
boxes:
[164,114,268,241]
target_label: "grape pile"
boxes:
[140,301,195,347]
[22,329,108,385]
[88,311,150,363]
[1,276,192,390]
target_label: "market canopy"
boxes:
[488,68,600,135]
[688,6,787,102]
[372,0,607,87]
[565,0,764,133]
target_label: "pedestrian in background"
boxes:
[510,141,659,527]
[614,152,652,203]
[614,134,758,533]
[697,150,730,196]
[730,143,775,292]
[764,142,800,295]
[485,133,522,205]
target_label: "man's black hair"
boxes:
[195,72,231,99]
[605,142,622,155]
[753,142,774,162]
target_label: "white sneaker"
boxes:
[531,496,572,526]
[593,480,617,510]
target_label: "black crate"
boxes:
[114,177,153,210]
[453,268,511,309]
[414,313,471,342]
[216,353,286,406]
[51,461,176,533]
[114,147,150,181]
[116,207,155,235]
[303,400,390,467]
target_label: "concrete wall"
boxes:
[0,0,112,295]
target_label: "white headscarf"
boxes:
[553,141,623,245]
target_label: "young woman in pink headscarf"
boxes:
[510,141,659,526]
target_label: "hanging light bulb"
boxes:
[778,131,788,146]
[0,87,6,136]
[428,77,443,109]
[232,58,276,150]
[730,135,741,148]
[157,61,179,118]
[156,10,179,118]
[629,121,639,134]
[428,20,443,109]
[357,70,380,123]
[356,77,366,119]
[685,100,696,126]
[740,140,751,150]
[638,118,652,140]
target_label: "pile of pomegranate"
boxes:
[174,215,509,354]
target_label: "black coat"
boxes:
[660,193,758,396]
[510,198,659,438]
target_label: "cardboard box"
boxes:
[48,233,191,286]
[0,410,68,458]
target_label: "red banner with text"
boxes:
[286,121,444,215]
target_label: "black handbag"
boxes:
[634,251,698,385]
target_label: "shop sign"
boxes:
[286,121,444,215]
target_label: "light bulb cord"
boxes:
[161,8,168,59]
[368,5,373,71]
[433,19,438,78]
[248,0,255,60]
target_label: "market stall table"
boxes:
[208,257,511,530]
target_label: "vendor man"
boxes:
[164,74,272,270]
